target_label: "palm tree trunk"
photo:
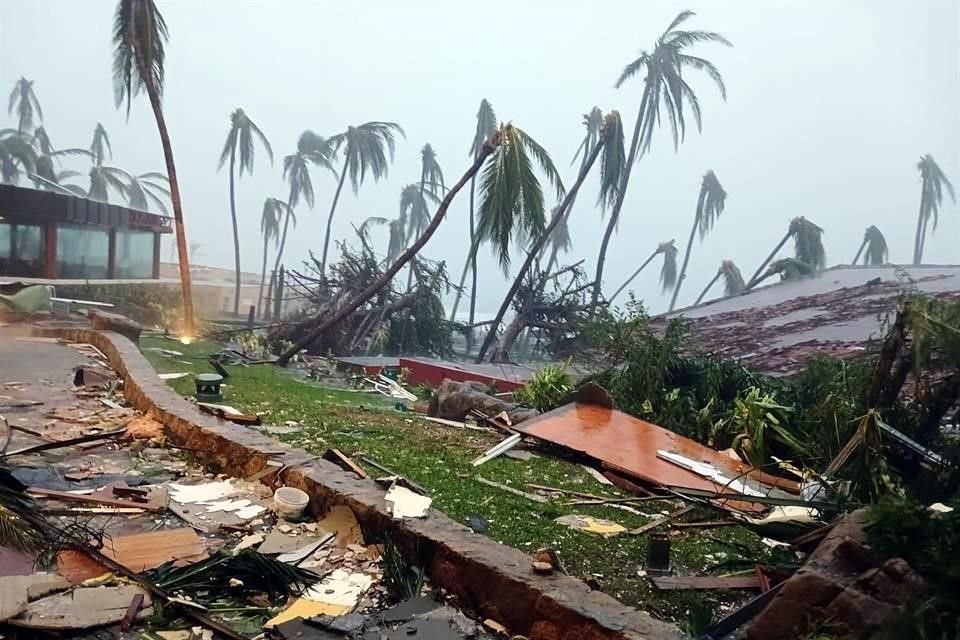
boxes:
[477,136,605,363]
[746,230,791,289]
[912,188,926,265]
[257,234,270,318]
[267,195,295,318]
[320,157,349,281]
[138,57,194,336]
[590,82,651,310]
[228,152,241,316]
[694,270,722,306]
[669,198,705,312]
[467,174,479,351]
[608,247,659,304]
[448,234,482,322]
[918,215,930,264]
[852,238,868,265]
[276,139,497,366]
[404,170,429,294]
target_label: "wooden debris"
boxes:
[582,465,613,486]
[57,528,208,584]
[649,575,762,591]
[120,593,145,631]
[9,585,152,630]
[359,456,426,494]
[483,619,509,637]
[3,427,126,458]
[673,520,737,530]
[323,448,369,479]
[477,476,548,503]
[628,506,695,536]
[0,574,70,622]
[197,403,261,425]
[27,486,166,512]
[601,469,656,496]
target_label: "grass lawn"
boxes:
[140,334,781,629]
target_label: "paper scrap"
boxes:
[169,481,239,504]
[384,485,431,519]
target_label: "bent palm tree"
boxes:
[113,0,194,336]
[87,165,129,202]
[694,259,745,305]
[404,143,445,291]
[320,121,404,279]
[90,123,112,166]
[0,130,36,184]
[747,216,825,288]
[609,240,677,304]
[750,257,815,289]
[912,154,955,264]
[476,115,624,363]
[449,99,497,328]
[257,197,287,317]
[31,127,91,186]
[218,108,274,314]
[275,124,505,366]
[125,171,169,213]
[852,225,888,265]
[592,10,731,309]
[8,77,42,134]
[669,170,726,311]
[266,131,336,317]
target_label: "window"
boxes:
[115,230,155,278]
[57,225,109,278]
[0,222,44,277]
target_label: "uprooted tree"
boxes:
[273,232,453,357]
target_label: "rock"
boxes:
[428,380,538,424]
[90,310,141,344]
[531,562,553,575]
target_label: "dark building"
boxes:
[0,183,171,280]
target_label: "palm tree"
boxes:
[218,108,274,314]
[477,115,623,363]
[87,165,129,202]
[749,257,815,289]
[591,10,731,309]
[275,122,505,366]
[403,144,444,291]
[8,77,42,134]
[113,0,195,336]
[694,259,745,305]
[746,216,825,288]
[319,121,404,279]
[668,170,726,311]
[912,154,955,265]
[124,171,170,213]
[852,225,888,265]
[90,123,112,166]
[449,99,498,328]
[257,197,287,317]
[608,240,678,304]
[0,129,36,184]
[265,131,336,317]
[30,126,91,186]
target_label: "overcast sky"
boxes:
[1,1,958,315]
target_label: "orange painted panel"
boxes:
[521,403,783,498]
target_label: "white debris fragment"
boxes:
[384,485,432,519]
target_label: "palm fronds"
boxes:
[470,99,497,160]
[261,197,287,246]
[400,183,441,242]
[8,77,42,134]
[658,240,678,292]
[125,171,170,213]
[791,216,826,270]
[153,549,319,598]
[219,108,273,175]
[90,123,112,166]
[478,124,565,271]
[112,0,169,116]
[854,225,888,265]
[597,111,626,211]
[329,121,405,193]
[573,107,604,167]
[914,154,956,264]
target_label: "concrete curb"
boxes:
[33,327,682,640]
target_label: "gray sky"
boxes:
[2,1,958,315]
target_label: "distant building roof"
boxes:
[658,265,960,376]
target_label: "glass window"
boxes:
[115,230,155,279]
[0,223,44,278]
[57,225,109,279]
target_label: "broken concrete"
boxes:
[32,325,683,640]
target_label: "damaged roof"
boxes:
[659,265,960,376]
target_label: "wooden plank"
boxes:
[650,575,761,591]
[673,520,737,530]
[628,506,694,536]
[10,585,151,630]
[478,477,548,503]
[57,528,207,584]
[323,448,369,479]
[26,486,165,513]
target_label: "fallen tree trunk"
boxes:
[275,134,498,366]
[428,379,538,424]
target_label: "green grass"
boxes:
[140,334,775,625]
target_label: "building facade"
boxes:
[0,183,171,280]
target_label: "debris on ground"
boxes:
[428,379,537,424]
[385,484,432,519]
[554,514,627,537]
